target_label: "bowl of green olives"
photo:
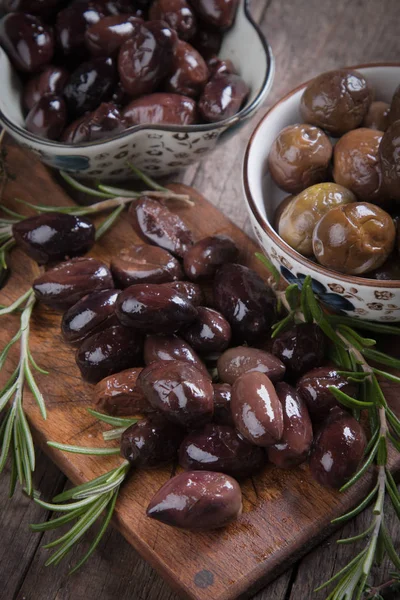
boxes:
[244,64,400,322]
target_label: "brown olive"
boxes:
[63,57,117,118]
[183,235,238,281]
[232,372,283,447]
[23,66,69,111]
[166,40,208,98]
[161,280,204,305]
[379,121,400,201]
[207,56,236,77]
[0,12,54,73]
[312,202,396,275]
[138,360,214,428]
[362,101,390,131]
[300,69,372,136]
[389,84,400,125]
[268,124,333,195]
[56,2,106,57]
[123,92,198,126]
[85,14,142,56]
[181,307,231,355]
[198,73,249,123]
[309,408,367,489]
[191,27,222,60]
[267,382,313,469]
[25,96,67,141]
[272,323,326,378]
[188,0,239,30]
[146,470,242,530]
[143,19,178,73]
[144,334,209,377]
[110,244,183,288]
[218,346,285,385]
[61,289,119,344]
[61,102,126,144]
[149,0,197,40]
[94,367,154,416]
[213,383,233,426]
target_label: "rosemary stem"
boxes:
[85,192,193,215]
[364,577,398,599]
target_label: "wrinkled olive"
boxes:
[166,40,208,98]
[63,57,117,118]
[181,307,231,355]
[102,0,147,15]
[144,334,209,377]
[62,289,119,344]
[272,323,326,378]
[160,281,204,305]
[0,12,54,73]
[379,121,400,201]
[198,73,249,123]
[23,65,69,111]
[123,92,198,126]
[85,14,142,56]
[191,27,221,59]
[218,346,286,385]
[56,2,106,57]
[207,56,236,77]
[145,19,178,59]
[61,102,126,144]
[213,383,233,426]
[183,235,238,281]
[149,0,197,40]
[95,367,154,415]
[189,0,239,30]
[25,96,66,140]
[110,244,182,288]
[362,101,390,131]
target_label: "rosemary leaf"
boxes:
[24,361,47,419]
[27,347,49,375]
[300,280,313,323]
[0,288,33,316]
[30,506,87,531]
[331,483,378,524]
[59,171,110,199]
[255,252,280,286]
[284,284,300,310]
[336,324,376,348]
[271,313,294,338]
[87,409,138,428]
[372,368,400,384]
[73,470,127,499]
[362,348,400,369]
[53,471,113,503]
[328,386,374,409]
[127,162,166,191]
[0,405,16,472]
[337,521,376,545]
[35,495,100,513]
[102,426,128,441]
[8,444,18,498]
[17,403,35,470]
[97,183,140,198]
[47,441,120,455]
[327,315,400,336]
[95,204,124,241]
[314,550,366,591]
[339,438,379,492]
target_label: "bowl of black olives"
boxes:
[0,0,273,179]
[244,64,400,322]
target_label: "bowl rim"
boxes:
[0,0,273,150]
[243,61,400,290]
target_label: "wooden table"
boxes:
[1,1,400,598]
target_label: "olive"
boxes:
[123,92,198,126]
[297,366,357,423]
[309,408,367,489]
[389,84,400,125]
[312,203,396,275]
[116,283,197,333]
[300,69,372,136]
[144,334,210,377]
[61,102,126,144]
[149,0,197,40]
[379,121,400,201]
[277,183,356,256]
[94,367,154,415]
[128,196,194,257]
[232,372,283,447]
[188,0,239,30]
[213,264,277,344]
[191,27,222,60]
[273,195,294,231]
[110,244,182,288]
[362,101,390,131]
[138,360,214,428]
[56,2,106,57]
[183,235,239,281]
[76,324,144,383]
[121,415,184,468]
[3,0,62,14]
[207,56,236,77]
[181,307,231,355]
[370,254,400,280]
[198,73,249,123]
[12,213,95,265]
[217,346,286,385]
[145,20,178,69]
[85,14,142,56]
[61,289,119,344]
[272,323,326,378]
[0,13,54,73]
[166,40,208,98]
[32,257,114,310]
[179,423,265,478]
[213,383,233,426]
[63,57,117,118]
[147,470,242,530]
[101,0,146,15]
[23,66,69,111]
[25,96,67,141]
[160,281,203,305]
[267,382,313,469]
[268,124,333,195]
[110,81,131,107]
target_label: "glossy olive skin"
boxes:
[23,66,69,111]
[116,283,197,333]
[145,19,178,64]
[123,93,197,126]
[189,0,239,30]
[55,2,106,57]
[62,289,119,344]
[61,102,126,144]
[389,84,400,125]
[121,415,184,467]
[110,244,182,288]
[76,324,143,383]
[312,203,396,275]
[272,324,326,378]
[63,57,116,117]
[191,27,221,59]
[183,235,238,281]
[277,183,355,256]
[0,13,54,73]
[362,101,390,131]
[129,196,193,257]
[182,307,231,355]
[207,56,236,77]
[268,124,333,195]
[33,257,114,310]
[138,360,214,427]
[214,264,277,344]
[198,73,249,123]
[267,383,313,469]
[213,383,233,426]
[166,40,208,98]
[179,423,265,478]
[309,408,367,489]
[218,346,286,385]
[12,213,95,265]
[161,281,203,305]
[379,121,400,201]
[25,96,66,140]
[85,14,142,56]
[144,334,209,377]
[300,69,372,136]
[149,0,197,40]
[95,367,154,415]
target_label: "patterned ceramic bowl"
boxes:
[243,64,400,322]
[0,1,273,180]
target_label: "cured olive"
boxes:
[309,408,367,488]
[183,235,239,281]
[217,346,285,385]
[213,383,233,426]
[144,334,209,377]
[389,84,400,125]
[362,101,390,131]
[188,0,239,30]
[0,13,54,73]
[268,124,333,195]
[207,56,236,77]
[191,27,222,60]
[95,367,154,415]
[198,73,249,123]
[3,0,62,13]
[379,121,400,201]
[160,281,203,305]
[25,96,67,141]
[23,66,69,111]
[272,324,326,378]
[56,2,106,57]
[33,257,114,310]
[149,0,197,40]
[123,93,198,126]
[267,382,313,469]
[145,19,178,61]
[300,69,372,136]
[129,196,193,257]
[181,307,231,354]
[214,264,277,343]
[63,57,117,118]
[147,470,242,530]
[76,324,143,383]
[61,289,119,344]
[139,360,214,428]
[110,244,182,288]
[61,102,126,144]
[166,40,208,98]
[232,372,283,447]
[13,213,95,265]
[121,415,184,467]
[85,14,142,56]
[312,203,396,275]
[179,423,265,478]
[277,183,355,256]
[102,0,147,15]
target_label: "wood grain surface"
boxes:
[1,1,400,599]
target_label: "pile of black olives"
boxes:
[270,69,400,279]
[0,0,250,142]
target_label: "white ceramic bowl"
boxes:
[0,0,273,179]
[243,64,400,322]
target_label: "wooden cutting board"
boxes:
[0,142,399,600]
